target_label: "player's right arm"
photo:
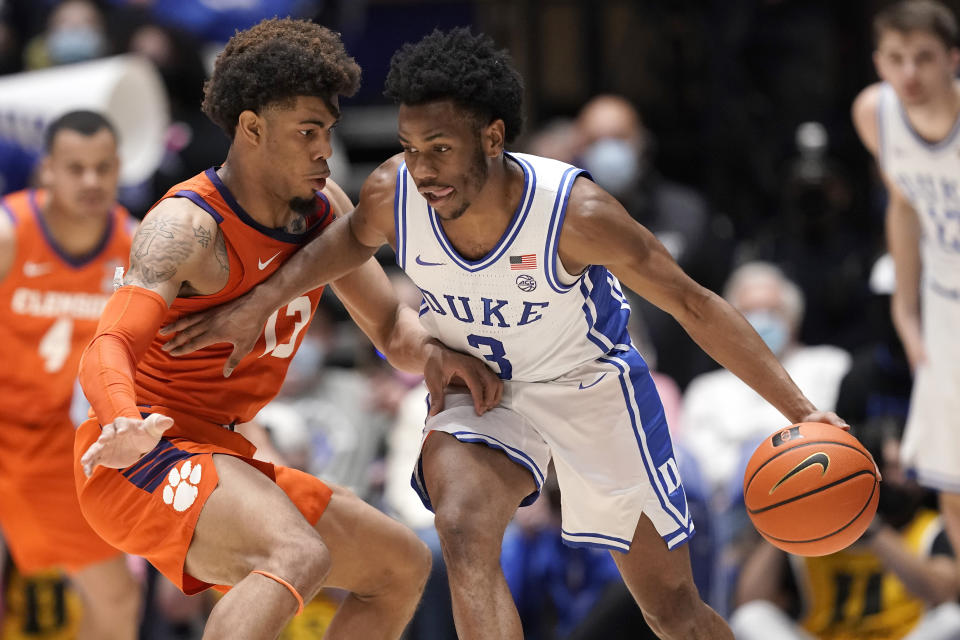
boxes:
[79,198,220,475]
[852,83,926,370]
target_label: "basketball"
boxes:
[743,422,879,556]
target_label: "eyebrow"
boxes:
[397,132,447,143]
[298,116,340,128]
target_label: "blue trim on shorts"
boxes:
[411,430,544,514]
[121,438,196,493]
[600,349,692,536]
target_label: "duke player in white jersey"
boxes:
[853,0,960,572]
[163,29,848,640]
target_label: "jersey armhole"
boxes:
[173,190,224,224]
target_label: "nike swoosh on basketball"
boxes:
[22,261,52,277]
[415,255,446,267]
[578,373,607,390]
[769,452,830,494]
[258,252,282,270]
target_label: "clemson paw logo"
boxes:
[162,460,202,512]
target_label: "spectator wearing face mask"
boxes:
[678,261,852,495]
[23,0,109,70]
[572,95,734,388]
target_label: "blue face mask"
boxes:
[744,310,790,357]
[580,137,638,196]
[47,27,105,65]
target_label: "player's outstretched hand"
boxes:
[423,341,503,417]
[159,293,266,377]
[81,413,174,477]
[799,411,850,431]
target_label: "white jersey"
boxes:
[877,82,960,291]
[877,82,960,492]
[394,152,632,382]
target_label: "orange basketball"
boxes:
[743,422,879,556]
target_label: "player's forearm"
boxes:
[886,201,923,330]
[248,214,377,314]
[679,290,816,423]
[870,526,959,605]
[378,304,440,374]
[80,286,168,423]
[734,541,786,607]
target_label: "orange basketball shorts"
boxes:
[73,407,332,594]
[0,417,121,575]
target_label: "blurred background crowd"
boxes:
[0,0,956,638]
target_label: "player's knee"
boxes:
[259,530,331,600]
[640,579,703,637]
[433,501,499,564]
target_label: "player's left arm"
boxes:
[322,181,502,415]
[558,177,845,427]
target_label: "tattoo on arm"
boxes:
[214,230,229,274]
[128,217,196,287]
[193,225,212,248]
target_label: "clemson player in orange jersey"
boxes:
[0,110,140,639]
[72,19,500,640]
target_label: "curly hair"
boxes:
[384,28,524,143]
[203,18,361,138]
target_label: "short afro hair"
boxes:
[384,28,524,143]
[203,18,361,138]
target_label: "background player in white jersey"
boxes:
[163,29,849,640]
[852,0,960,568]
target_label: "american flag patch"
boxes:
[509,254,537,270]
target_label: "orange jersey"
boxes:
[133,168,332,425]
[0,189,132,426]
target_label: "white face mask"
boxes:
[580,137,638,196]
[47,26,106,64]
[744,310,790,357]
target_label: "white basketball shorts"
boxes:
[901,282,960,492]
[411,347,694,551]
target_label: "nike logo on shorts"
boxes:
[578,373,607,390]
[415,255,446,267]
[258,252,281,270]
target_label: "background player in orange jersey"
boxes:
[0,110,140,639]
[73,19,501,640]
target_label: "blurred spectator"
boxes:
[570,94,734,388]
[730,420,960,640]
[681,261,851,494]
[23,0,109,70]
[500,471,635,640]
[383,381,456,640]
[115,16,228,216]
[680,262,851,615]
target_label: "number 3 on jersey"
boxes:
[261,296,311,359]
[467,334,513,380]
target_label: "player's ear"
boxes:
[482,118,506,158]
[236,110,263,146]
[38,155,54,188]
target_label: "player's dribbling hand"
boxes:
[81,413,174,477]
[423,341,503,417]
[799,411,883,480]
[159,293,267,377]
[799,410,850,431]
